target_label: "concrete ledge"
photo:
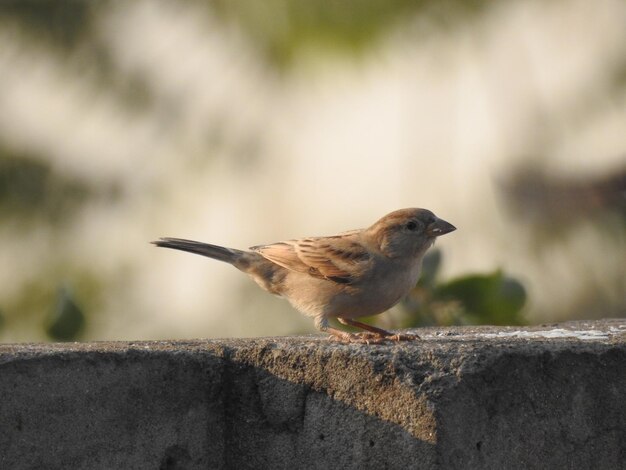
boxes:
[1,320,625,469]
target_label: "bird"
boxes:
[152,208,456,343]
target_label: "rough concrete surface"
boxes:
[0,319,625,470]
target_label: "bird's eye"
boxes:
[406,221,418,231]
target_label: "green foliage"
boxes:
[0,150,93,226]
[402,249,527,327]
[0,145,108,344]
[44,286,86,341]
[211,0,489,66]
[1,271,99,342]
[0,0,95,49]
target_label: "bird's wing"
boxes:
[250,231,371,284]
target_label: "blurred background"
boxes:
[0,0,624,342]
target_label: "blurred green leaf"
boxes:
[0,0,95,49]
[401,251,527,328]
[212,0,489,66]
[434,271,526,325]
[0,154,50,209]
[0,148,116,226]
[45,286,86,341]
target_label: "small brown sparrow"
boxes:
[152,208,455,343]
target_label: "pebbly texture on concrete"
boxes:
[0,319,625,470]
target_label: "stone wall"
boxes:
[1,320,624,469]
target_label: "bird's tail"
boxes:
[151,237,244,264]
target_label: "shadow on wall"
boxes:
[0,342,434,470]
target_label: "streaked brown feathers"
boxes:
[250,233,371,284]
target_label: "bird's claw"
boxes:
[388,333,420,342]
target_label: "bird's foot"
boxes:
[334,318,420,343]
[327,331,419,344]
[326,331,386,344]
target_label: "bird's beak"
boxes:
[427,217,456,237]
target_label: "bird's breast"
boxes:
[323,258,422,319]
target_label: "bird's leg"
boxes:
[338,318,393,337]
[338,318,420,342]
[315,317,387,344]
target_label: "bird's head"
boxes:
[366,208,456,259]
